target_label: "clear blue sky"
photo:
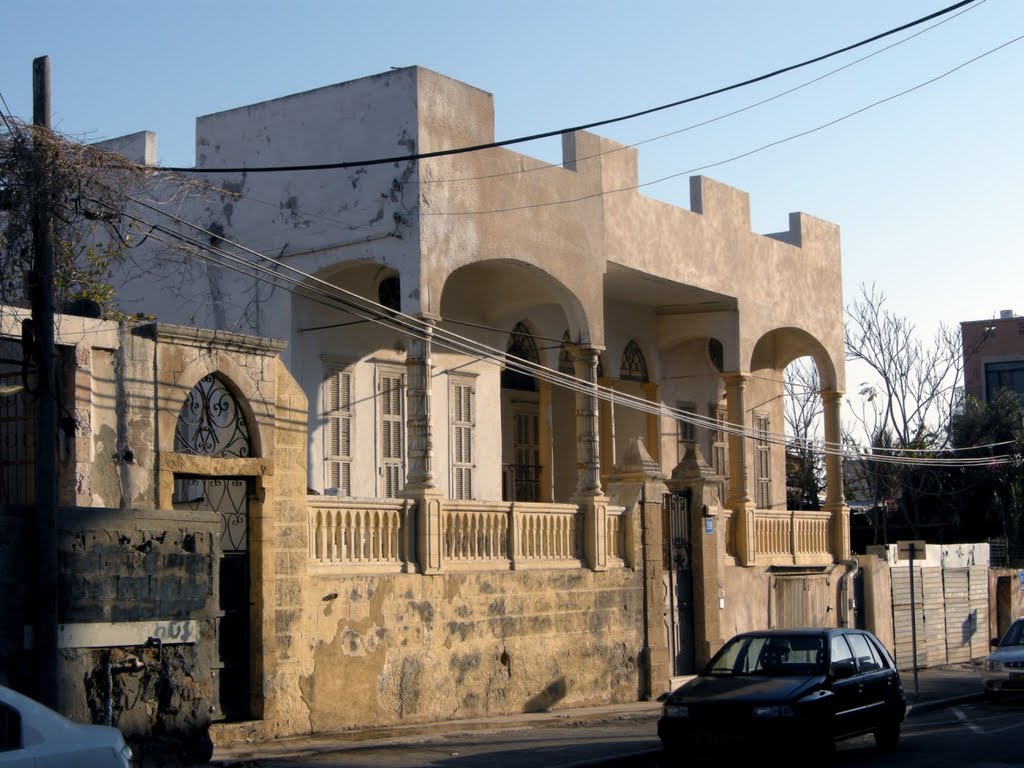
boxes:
[3,0,1021,368]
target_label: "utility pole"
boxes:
[31,54,59,709]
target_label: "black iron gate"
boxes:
[173,475,252,722]
[664,491,695,676]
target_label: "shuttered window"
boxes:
[451,378,475,500]
[378,369,405,498]
[676,400,697,453]
[754,411,771,508]
[710,405,728,481]
[324,369,353,495]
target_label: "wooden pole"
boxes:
[31,54,59,709]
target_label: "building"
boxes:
[961,309,1024,403]
[2,66,852,746]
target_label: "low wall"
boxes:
[269,567,645,736]
[56,507,219,764]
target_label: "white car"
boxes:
[0,684,132,766]
[981,617,1024,702]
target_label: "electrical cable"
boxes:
[416,32,1024,218]
[154,1,979,175]
[112,196,1016,468]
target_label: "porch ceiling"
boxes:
[604,262,735,315]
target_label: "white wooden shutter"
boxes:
[379,370,404,498]
[451,380,474,500]
[325,370,352,495]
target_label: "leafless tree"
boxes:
[784,356,824,509]
[843,283,965,539]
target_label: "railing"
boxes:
[308,497,592,572]
[511,502,582,567]
[444,503,510,564]
[308,498,414,572]
[606,505,628,567]
[750,509,833,565]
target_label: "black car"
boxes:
[658,627,905,758]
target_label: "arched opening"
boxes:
[502,322,541,502]
[171,373,255,723]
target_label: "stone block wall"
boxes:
[268,567,644,736]
[56,508,219,764]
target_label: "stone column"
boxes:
[821,389,850,561]
[605,438,669,699]
[723,372,755,565]
[571,345,608,571]
[405,317,436,490]
[668,445,727,669]
[573,345,603,496]
[403,316,444,574]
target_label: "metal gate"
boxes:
[173,475,252,722]
[664,492,695,676]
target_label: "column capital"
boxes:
[722,371,750,387]
[820,388,845,404]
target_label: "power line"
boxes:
[113,194,1016,469]
[155,1,979,175]
[416,32,1024,218]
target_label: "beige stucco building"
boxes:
[1,66,854,747]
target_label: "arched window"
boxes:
[502,322,539,391]
[620,340,648,383]
[378,275,401,312]
[174,374,252,458]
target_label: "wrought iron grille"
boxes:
[173,476,250,553]
[174,375,251,458]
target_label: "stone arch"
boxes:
[160,352,266,457]
[748,326,838,390]
[438,259,598,347]
[173,374,254,459]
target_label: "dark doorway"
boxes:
[664,492,695,676]
[174,476,252,722]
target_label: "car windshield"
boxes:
[1000,620,1024,647]
[704,634,826,677]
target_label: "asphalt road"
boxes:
[211,697,1024,768]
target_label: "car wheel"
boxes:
[874,719,901,750]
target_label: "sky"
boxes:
[2,0,1022,396]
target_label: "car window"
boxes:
[830,634,856,674]
[1000,620,1024,647]
[0,703,21,751]
[846,633,884,673]
[707,636,766,675]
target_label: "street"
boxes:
[211,699,1024,768]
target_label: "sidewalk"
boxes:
[208,661,986,765]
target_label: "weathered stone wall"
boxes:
[56,507,219,763]
[287,568,644,734]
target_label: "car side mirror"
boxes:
[830,660,857,680]
[991,637,1000,648]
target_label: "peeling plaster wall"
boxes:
[281,569,644,734]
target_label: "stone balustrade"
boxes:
[307,497,630,572]
[723,508,834,565]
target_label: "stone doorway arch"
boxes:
[170,373,257,723]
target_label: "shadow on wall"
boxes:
[523,677,568,713]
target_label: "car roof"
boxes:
[730,628,845,637]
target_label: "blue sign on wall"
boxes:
[705,517,715,535]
